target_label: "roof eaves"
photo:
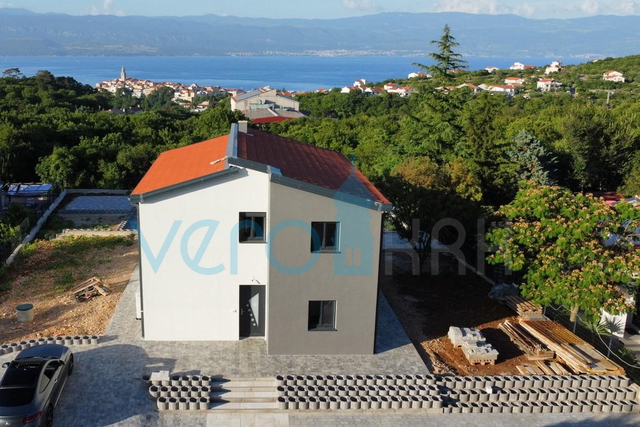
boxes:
[130,167,239,204]
[270,174,392,212]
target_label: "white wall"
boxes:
[139,168,270,341]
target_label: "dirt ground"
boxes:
[381,253,529,376]
[0,235,138,344]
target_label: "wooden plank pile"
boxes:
[448,327,499,366]
[73,277,110,302]
[499,320,554,360]
[517,361,571,375]
[519,318,624,375]
[504,295,543,316]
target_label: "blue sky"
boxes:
[1,0,639,19]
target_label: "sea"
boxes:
[0,55,587,92]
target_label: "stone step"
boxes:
[210,401,280,411]
[211,390,279,399]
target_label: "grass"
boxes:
[2,235,136,297]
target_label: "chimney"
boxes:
[238,120,248,134]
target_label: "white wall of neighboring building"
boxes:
[138,167,270,341]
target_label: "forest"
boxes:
[0,32,639,249]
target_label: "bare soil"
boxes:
[381,253,528,375]
[0,235,138,344]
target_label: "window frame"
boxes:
[239,212,266,243]
[308,300,337,331]
[310,221,340,253]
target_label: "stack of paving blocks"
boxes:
[448,327,499,365]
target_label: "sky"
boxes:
[0,0,639,20]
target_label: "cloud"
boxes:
[342,0,380,12]
[90,0,125,16]
[431,0,513,15]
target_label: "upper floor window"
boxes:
[311,222,339,253]
[239,212,266,243]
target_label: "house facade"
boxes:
[130,122,392,355]
[603,71,625,83]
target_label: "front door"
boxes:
[239,285,265,337]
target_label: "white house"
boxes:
[130,122,392,355]
[456,83,482,94]
[545,61,562,75]
[408,72,431,79]
[230,86,299,113]
[537,78,561,91]
[504,77,525,85]
[603,71,625,83]
[510,62,536,71]
[485,66,499,73]
[354,79,367,87]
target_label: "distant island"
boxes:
[0,9,640,58]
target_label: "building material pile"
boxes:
[73,277,110,302]
[504,295,543,316]
[516,361,571,375]
[519,318,624,375]
[499,320,554,360]
[448,327,499,366]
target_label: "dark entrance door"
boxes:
[239,285,265,337]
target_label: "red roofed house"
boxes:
[130,122,392,354]
[603,71,625,83]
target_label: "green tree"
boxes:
[506,130,557,187]
[487,183,640,321]
[384,156,482,273]
[414,24,467,83]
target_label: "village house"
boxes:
[603,70,625,82]
[231,86,304,123]
[130,122,392,355]
[408,72,431,78]
[504,77,525,85]
[485,66,499,73]
[537,78,562,92]
[456,83,482,94]
[509,62,536,71]
[353,79,367,87]
[545,61,563,75]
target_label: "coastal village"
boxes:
[95,60,629,121]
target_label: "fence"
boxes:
[0,187,62,264]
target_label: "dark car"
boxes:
[0,344,74,427]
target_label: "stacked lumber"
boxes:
[499,320,554,360]
[72,277,110,302]
[519,318,624,375]
[517,361,571,375]
[504,295,543,316]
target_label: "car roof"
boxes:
[16,344,67,360]
[0,361,44,388]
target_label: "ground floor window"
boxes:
[308,300,336,331]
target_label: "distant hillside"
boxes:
[0,9,639,57]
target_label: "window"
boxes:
[308,300,336,331]
[310,222,339,252]
[239,212,266,243]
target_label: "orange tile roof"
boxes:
[238,129,390,204]
[132,127,390,205]
[131,135,228,195]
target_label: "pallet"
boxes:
[72,277,110,302]
[519,318,624,375]
[499,320,554,360]
[517,361,570,375]
[504,295,543,316]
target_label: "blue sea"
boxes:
[0,56,586,92]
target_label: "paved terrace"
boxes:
[2,266,640,426]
